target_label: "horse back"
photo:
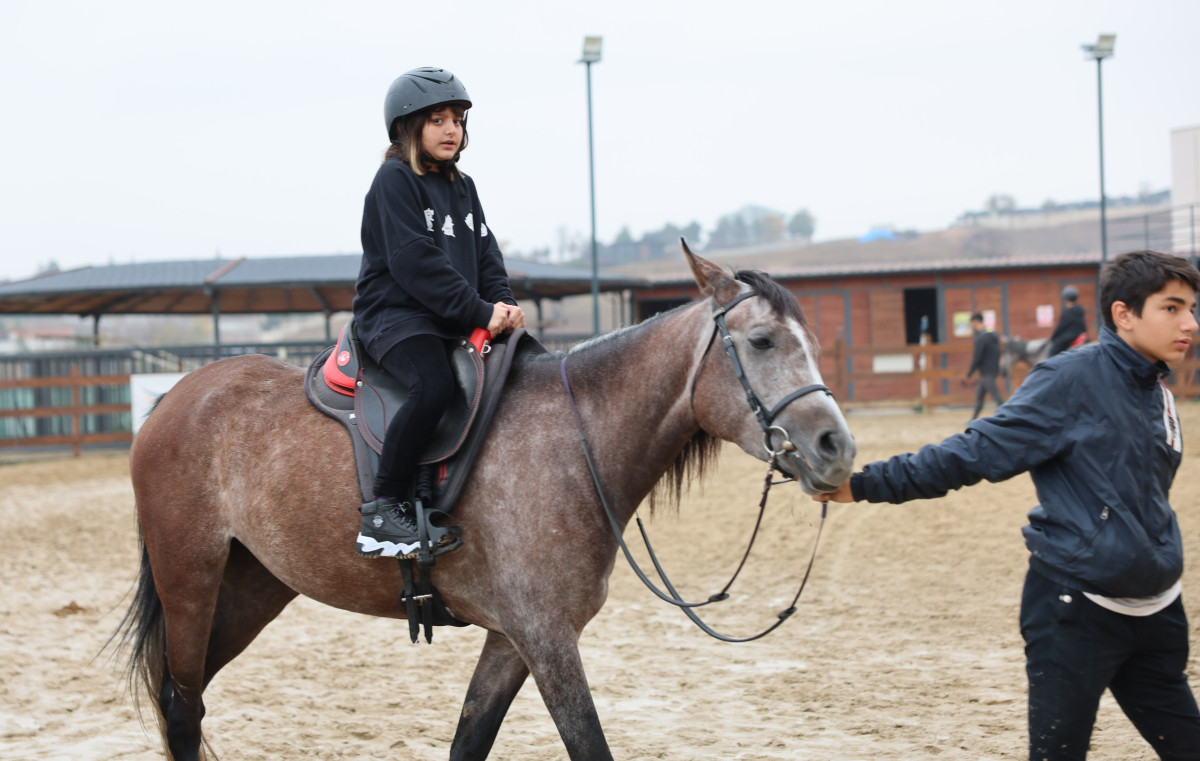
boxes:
[134,354,324,466]
[131,357,368,583]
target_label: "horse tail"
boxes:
[113,529,174,758]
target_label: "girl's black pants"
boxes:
[372,334,455,500]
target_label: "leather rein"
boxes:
[559,291,833,642]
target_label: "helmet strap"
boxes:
[421,153,467,197]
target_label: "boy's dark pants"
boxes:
[1020,568,1200,760]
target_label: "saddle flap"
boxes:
[355,338,485,464]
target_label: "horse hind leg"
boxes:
[186,540,297,759]
[150,547,226,761]
[119,536,214,761]
[202,539,298,683]
[153,539,297,761]
[450,630,532,760]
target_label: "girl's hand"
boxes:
[487,303,509,339]
[505,304,526,331]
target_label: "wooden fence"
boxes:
[0,368,133,456]
[825,340,1200,410]
[2,340,1199,455]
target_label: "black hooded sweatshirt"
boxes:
[353,158,515,362]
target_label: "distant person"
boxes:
[1048,285,1087,356]
[965,312,1005,420]
[817,250,1200,760]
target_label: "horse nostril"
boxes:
[817,429,842,456]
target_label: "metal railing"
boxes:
[1107,203,1199,259]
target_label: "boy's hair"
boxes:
[1099,250,1200,330]
[384,103,469,174]
[970,312,984,323]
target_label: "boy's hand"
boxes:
[813,480,854,503]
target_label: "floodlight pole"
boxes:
[580,36,602,336]
[1083,34,1114,326]
[1094,54,1109,266]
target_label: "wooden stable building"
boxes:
[629,252,1172,406]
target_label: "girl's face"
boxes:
[420,105,465,163]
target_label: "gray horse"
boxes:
[118,243,856,761]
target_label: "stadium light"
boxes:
[579,36,602,335]
[1082,34,1115,267]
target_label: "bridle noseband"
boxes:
[703,290,833,464]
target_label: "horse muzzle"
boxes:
[767,422,856,495]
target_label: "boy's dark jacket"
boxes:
[353,158,516,362]
[851,327,1183,598]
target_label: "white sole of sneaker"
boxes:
[355,533,421,558]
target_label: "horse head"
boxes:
[682,240,855,495]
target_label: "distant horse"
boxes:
[999,336,1051,376]
[117,244,856,761]
[1000,333,1088,376]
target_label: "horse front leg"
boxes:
[513,625,613,761]
[449,630,531,760]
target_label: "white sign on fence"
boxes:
[872,354,915,374]
[130,373,187,435]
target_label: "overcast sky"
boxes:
[1,0,1197,282]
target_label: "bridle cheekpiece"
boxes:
[706,290,833,465]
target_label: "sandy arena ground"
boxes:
[2,406,1198,760]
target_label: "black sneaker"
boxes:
[356,498,423,558]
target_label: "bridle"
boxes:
[701,289,833,464]
[560,290,835,642]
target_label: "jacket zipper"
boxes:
[1065,506,1111,564]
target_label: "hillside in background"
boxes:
[542,208,1179,336]
[608,217,1109,280]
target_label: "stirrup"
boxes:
[355,499,461,560]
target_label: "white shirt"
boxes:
[1084,580,1183,617]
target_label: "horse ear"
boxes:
[681,238,740,303]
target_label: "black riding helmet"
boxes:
[384,67,472,140]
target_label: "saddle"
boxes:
[306,320,540,511]
[304,321,544,643]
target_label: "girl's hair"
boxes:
[1099,250,1200,330]
[384,103,469,174]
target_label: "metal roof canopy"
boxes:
[0,254,646,344]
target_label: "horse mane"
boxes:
[647,429,722,514]
[733,268,809,327]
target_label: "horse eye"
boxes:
[749,334,774,350]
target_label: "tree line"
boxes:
[517,205,816,266]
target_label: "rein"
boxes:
[559,292,831,643]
